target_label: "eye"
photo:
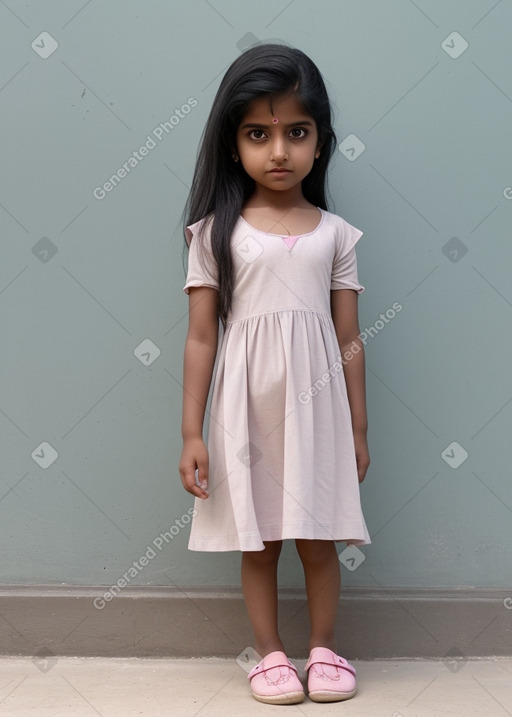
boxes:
[248,129,267,140]
[290,127,308,139]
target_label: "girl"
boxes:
[179,43,371,705]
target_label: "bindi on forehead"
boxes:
[238,95,315,130]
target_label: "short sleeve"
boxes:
[330,217,365,294]
[183,216,219,294]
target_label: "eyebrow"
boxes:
[239,120,315,130]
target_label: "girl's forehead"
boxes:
[241,93,311,121]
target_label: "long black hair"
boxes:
[183,43,337,325]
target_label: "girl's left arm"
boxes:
[331,289,370,483]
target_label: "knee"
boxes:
[243,540,282,566]
[295,539,335,566]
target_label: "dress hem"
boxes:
[188,525,371,552]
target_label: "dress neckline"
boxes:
[238,207,324,238]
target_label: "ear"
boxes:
[314,140,323,159]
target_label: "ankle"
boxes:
[254,640,286,658]
[308,639,337,653]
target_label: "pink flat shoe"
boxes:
[247,650,305,705]
[305,647,357,702]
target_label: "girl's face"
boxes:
[235,93,321,197]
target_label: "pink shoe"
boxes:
[305,647,357,702]
[247,650,305,705]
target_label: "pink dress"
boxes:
[183,208,371,551]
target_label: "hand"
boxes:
[353,429,370,483]
[179,437,209,499]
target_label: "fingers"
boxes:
[190,483,209,499]
[357,458,370,483]
[194,467,209,499]
[355,452,370,483]
[180,463,209,500]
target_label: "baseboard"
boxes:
[0,585,510,659]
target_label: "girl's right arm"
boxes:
[179,286,219,500]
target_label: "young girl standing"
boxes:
[179,43,371,705]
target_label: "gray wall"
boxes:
[1,0,511,591]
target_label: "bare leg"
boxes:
[295,539,341,653]
[241,540,285,657]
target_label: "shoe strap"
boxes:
[247,651,297,681]
[305,649,356,676]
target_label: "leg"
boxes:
[241,540,284,657]
[295,539,341,652]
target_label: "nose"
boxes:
[270,135,288,162]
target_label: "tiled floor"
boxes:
[0,656,511,716]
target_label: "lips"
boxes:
[269,168,291,173]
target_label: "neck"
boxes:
[247,183,310,211]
